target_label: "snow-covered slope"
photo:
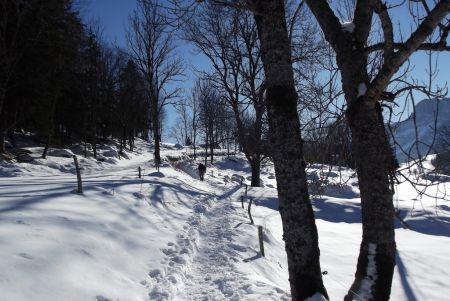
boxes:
[392,98,450,162]
[1,139,450,300]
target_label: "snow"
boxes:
[392,97,450,162]
[355,243,378,300]
[341,22,355,33]
[1,138,450,300]
[357,83,367,97]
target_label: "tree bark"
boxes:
[249,157,261,187]
[344,98,396,301]
[93,133,97,159]
[252,1,328,299]
[42,135,50,159]
[333,24,397,301]
[209,128,214,164]
[193,135,197,160]
[122,125,127,151]
[0,130,6,153]
[152,102,161,165]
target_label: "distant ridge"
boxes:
[391,98,450,162]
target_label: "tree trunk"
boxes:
[332,33,397,299]
[93,134,97,159]
[0,84,6,121]
[249,157,261,187]
[252,1,328,300]
[119,134,123,157]
[204,132,208,166]
[193,135,197,160]
[152,107,161,165]
[154,127,161,164]
[42,135,50,159]
[344,99,396,301]
[227,134,230,157]
[0,130,6,153]
[122,125,127,151]
[210,130,214,164]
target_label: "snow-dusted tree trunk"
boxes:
[344,88,397,301]
[251,1,328,299]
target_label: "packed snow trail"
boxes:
[142,160,291,301]
[183,193,250,300]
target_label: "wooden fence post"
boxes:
[240,176,243,186]
[258,226,265,257]
[73,155,82,194]
[247,198,254,225]
[241,196,244,208]
[245,184,248,196]
[138,166,141,178]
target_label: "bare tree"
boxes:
[172,97,191,146]
[196,78,227,164]
[127,0,184,164]
[185,4,267,186]
[189,79,202,159]
[304,1,450,299]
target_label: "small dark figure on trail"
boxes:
[198,163,206,181]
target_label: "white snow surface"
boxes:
[355,243,377,301]
[1,138,450,300]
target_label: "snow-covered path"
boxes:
[183,192,248,300]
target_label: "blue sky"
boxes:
[80,0,136,48]
[80,0,450,136]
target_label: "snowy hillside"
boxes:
[1,139,450,300]
[392,97,450,162]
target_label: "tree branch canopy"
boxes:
[304,0,344,49]
[367,0,450,99]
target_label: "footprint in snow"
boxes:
[148,269,162,278]
[18,253,34,260]
[162,248,176,256]
[77,249,93,258]
[15,220,30,226]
